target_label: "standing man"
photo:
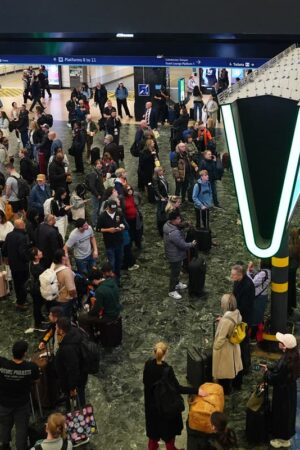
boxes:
[163,210,196,300]
[41,65,52,99]
[97,199,125,284]
[35,214,63,269]
[115,82,132,118]
[85,114,98,161]
[85,159,105,229]
[153,87,169,124]
[64,218,98,275]
[29,75,44,112]
[134,120,148,147]
[55,317,88,408]
[94,82,108,118]
[71,122,86,174]
[2,219,29,311]
[28,173,51,219]
[17,104,29,148]
[231,263,255,375]
[143,102,157,130]
[4,161,24,216]
[51,249,77,318]
[192,169,213,228]
[106,110,122,145]
[0,340,39,450]
[171,142,198,203]
[186,74,197,104]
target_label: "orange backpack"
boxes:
[188,382,224,433]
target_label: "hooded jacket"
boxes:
[163,221,193,262]
[91,277,121,320]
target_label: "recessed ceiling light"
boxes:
[116,33,134,38]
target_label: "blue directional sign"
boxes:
[138,84,150,96]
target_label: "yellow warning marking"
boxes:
[271,282,288,293]
[271,256,289,267]
[0,88,23,97]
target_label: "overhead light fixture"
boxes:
[116,33,134,38]
[222,103,300,258]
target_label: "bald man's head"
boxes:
[14,219,25,230]
[48,131,57,141]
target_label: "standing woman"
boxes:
[138,139,158,192]
[115,82,132,118]
[28,247,46,329]
[123,185,143,249]
[0,111,10,138]
[30,412,72,450]
[212,293,243,394]
[28,120,43,162]
[287,226,300,315]
[143,341,205,450]
[192,85,203,122]
[10,101,20,143]
[50,187,72,242]
[264,333,300,449]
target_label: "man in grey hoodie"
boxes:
[163,210,196,300]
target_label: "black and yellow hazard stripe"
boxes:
[262,254,289,341]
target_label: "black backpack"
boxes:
[153,366,185,419]
[79,329,100,374]
[130,141,140,157]
[84,171,96,192]
[11,175,30,200]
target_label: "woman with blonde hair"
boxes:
[212,293,243,394]
[143,341,206,450]
[165,196,181,215]
[31,412,72,449]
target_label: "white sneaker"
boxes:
[128,264,140,271]
[270,439,291,448]
[175,282,188,290]
[168,291,182,300]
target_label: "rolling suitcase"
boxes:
[187,226,212,253]
[187,346,212,388]
[100,316,122,347]
[188,254,206,297]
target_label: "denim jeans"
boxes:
[91,195,102,228]
[106,246,123,282]
[57,299,76,318]
[75,254,96,275]
[169,260,182,292]
[0,402,30,450]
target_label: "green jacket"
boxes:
[91,278,121,320]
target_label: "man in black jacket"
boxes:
[2,219,30,310]
[144,102,157,130]
[86,159,104,229]
[106,110,122,145]
[55,317,88,407]
[48,151,69,192]
[36,124,52,171]
[94,83,108,117]
[71,122,86,173]
[0,340,40,450]
[35,214,63,268]
[103,134,120,165]
[29,75,44,112]
[231,263,255,374]
[17,104,29,148]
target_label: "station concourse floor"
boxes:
[0,70,300,449]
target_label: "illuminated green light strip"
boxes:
[222,104,300,258]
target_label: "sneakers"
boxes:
[128,264,140,271]
[175,282,188,290]
[270,439,291,448]
[168,291,182,300]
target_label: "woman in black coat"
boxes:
[143,341,205,450]
[264,332,300,448]
[138,139,157,191]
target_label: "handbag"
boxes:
[65,399,97,447]
[226,316,247,345]
[246,383,266,412]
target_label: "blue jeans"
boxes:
[106,246,123,282]
[75,254,96,275]
[91,195,102,228]
[57,299,76,318]
[0,402,30,450]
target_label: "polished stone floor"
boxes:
[0,106,299,449]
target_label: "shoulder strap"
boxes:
[61,438,68,450]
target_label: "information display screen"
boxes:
[45,65,60,86]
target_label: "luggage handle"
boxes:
[30,382,43,420]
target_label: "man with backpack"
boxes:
[5,161,29,216]
[192,169,213,228]
[85,159,105,229]
[2,219,30,311]
[55,317,88,408]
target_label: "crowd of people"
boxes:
[0,68,299,450]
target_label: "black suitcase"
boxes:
[147,182,156,204]
[90,147,101,165]
[187,346,212,388]
[100,316,122,347]
[187,227,212,253]
[188,254,206,296]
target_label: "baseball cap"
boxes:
[36,174,46,181]
[276,332,297,349]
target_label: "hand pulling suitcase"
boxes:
[187,222,212,253]
[187,346,212,388]
[188,254,206,297]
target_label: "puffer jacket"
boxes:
[163,221,193,262]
